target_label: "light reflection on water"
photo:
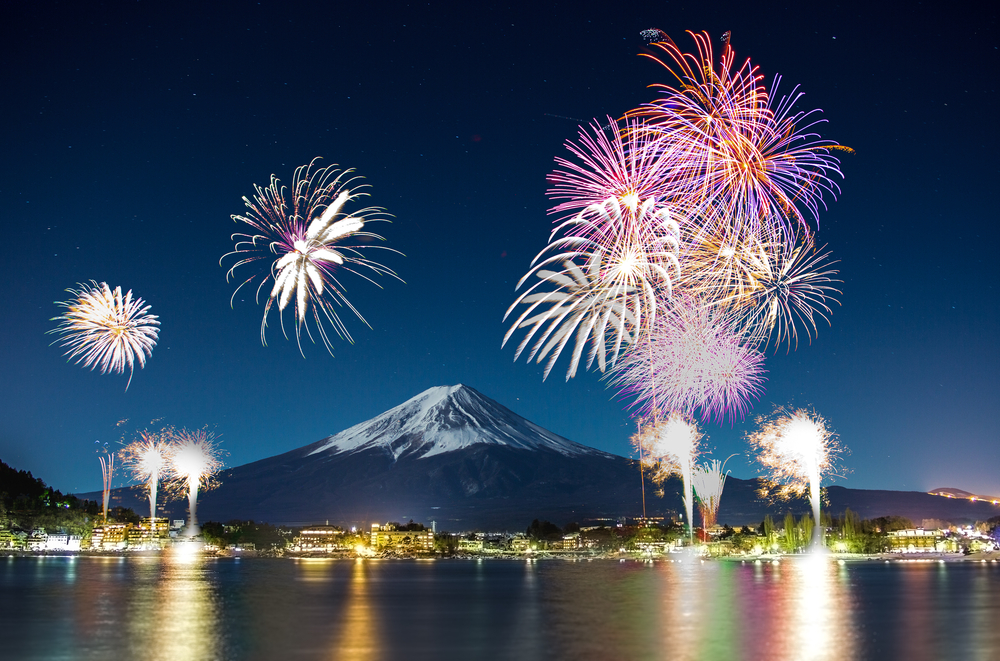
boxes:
[0,555,998,660]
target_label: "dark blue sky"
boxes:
[1,0,996,498]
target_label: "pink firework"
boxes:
[612,295,767,424]
[631,31,846,248]
[547,117,670,228]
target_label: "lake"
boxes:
[1,553,998,660]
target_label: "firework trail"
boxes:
[748,409,844,547]
[612,296,767,424]
[223,158,400,356]
[506,29,848,450]
[692,456,734,529]
[632,412,702,538]
[166,429,224,536]
[120,430,172,520]
[49,281,159,390]
[95,440,115,521]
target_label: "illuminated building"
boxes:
[294,526,348,552]
[458,539,484,552]
[887,529,954,553]
[43,533,82,551]
[89,523,131,550]
[370,523,434,552]
[127,518,170,550]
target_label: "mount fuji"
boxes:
[87,385,1000,530]
[163,385,666,529]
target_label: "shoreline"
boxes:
[5,549,999,563]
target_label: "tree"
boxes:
[783,513,797,551]
[526,519,562,541]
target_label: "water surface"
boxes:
[1,554,998,660]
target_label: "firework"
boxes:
[166,429,224,536]
[223,158,400,355]
[120,430,172,520]
[49,281,159,390]
[95,440,115,521]
[632,412,702,538]
[692,456,734,529]
[504,196,681,380]
[547,117,670,226]
[682,233,841,350]
[613,296,767,424]
[631,30,845,248]
[748,409,844,547]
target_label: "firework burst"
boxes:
[166,429,224,536]
[49,281,160,390]
[748,408,845,546]
[120,430,172,520]
[631,30,845,248]
[613,296,767,424]
[547,117,670,225]
[682,233,841,350]
[632,412,702,537]
[223,158,400,355]
[505,195,681,380]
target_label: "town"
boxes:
[3,513,998,560]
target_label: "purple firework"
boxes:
[612,295,767,424]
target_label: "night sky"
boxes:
[2,1,996,499]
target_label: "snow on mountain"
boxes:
[307,384,607,460]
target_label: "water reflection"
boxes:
[331,559,380,660]
[784,554,856,660]
[127,548,222,661]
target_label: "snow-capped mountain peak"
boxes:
[307,384,606,460]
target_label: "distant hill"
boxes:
[82,385,1000,530]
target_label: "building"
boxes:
[510,535,533,553]
[458,539,484,552]
[888,528,952,552]
[43,533,82,552]
[559,532,581,551]
[127,518,170,550]
[89,523,131,550]
[294,526,348,552]
[370,523,434,552]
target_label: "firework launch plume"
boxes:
[120,430,173,521]
[632,412,702,538]
[223,158,401,356]
[692,456,734,529]
[49,281,160,390]
[165,429,224,537]
[748,409,844,547]
[95,441,115,521]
